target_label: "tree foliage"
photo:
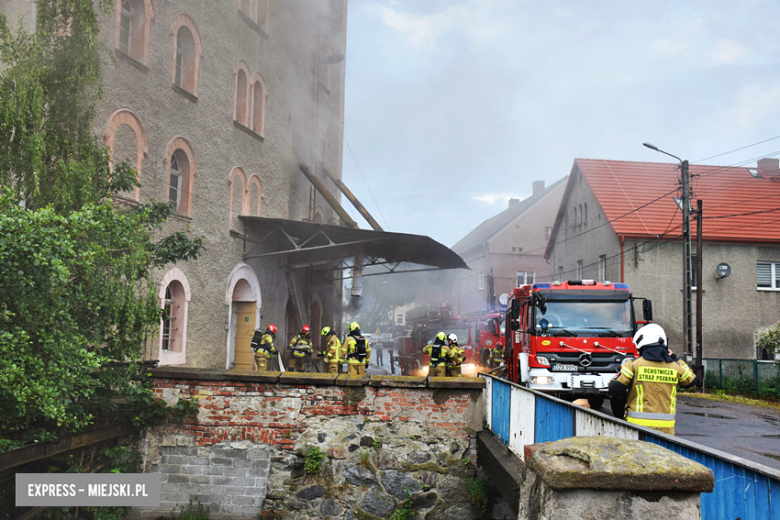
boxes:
[757,321,780,358]
[0,0,202,456]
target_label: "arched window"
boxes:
[104,109,147,202]
[583,203,588,226]
[247,175,263,216]
[165,137,196,217]
[115,0,152,64]
[171,14,202,96]
[158,268,191,365]
[578,204,583,226]
[251,72,267,136]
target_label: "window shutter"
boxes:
[757,262,772,288]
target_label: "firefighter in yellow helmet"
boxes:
[288,325,313,372]
[322,326,345,374]
[344,322,371,376]
[251,324,278,373]
[423,332,449,377]
[446,333,465,377]
[608,323,696,435]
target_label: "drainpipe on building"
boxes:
[621,236,625,283]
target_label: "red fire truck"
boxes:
[398,304,478,377]
[474,312,503,369]
[503,280,652,416]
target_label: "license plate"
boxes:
[552,364,578,371]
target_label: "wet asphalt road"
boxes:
[600,395,780,472]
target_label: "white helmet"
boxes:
[633,324,666,350]
[448,333,458,344]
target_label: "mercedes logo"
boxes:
[578,353,592,367]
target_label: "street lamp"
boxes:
[643,143,693,363]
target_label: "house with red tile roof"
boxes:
[544,158,780,359]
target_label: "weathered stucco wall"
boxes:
[545,168,623,285]
[625,240,780,359]
[134,370,486,519]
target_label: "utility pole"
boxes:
[695,199,703,388]
[643,143,693,361]
[681,160,693,361]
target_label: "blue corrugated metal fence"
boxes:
[483,374,780,520]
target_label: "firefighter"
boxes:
[490,341,505,368]
[288,325,313,372]
[423,332,449,377]
[251,324,278,373]
[322,326,345,374]
[344,322,371,376]
[608,323,696,435]
[446,333,465,377]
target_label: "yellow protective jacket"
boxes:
[289,333,312,358]
[251,333,277,359]
[490,347,504,364]
[614,356,695,434]
[423,343,449,367]
[324,334,345,364]
[344,334,371,364]
[447,344,465,367]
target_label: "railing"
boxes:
[482,373,780,520]
[704,358,780,398]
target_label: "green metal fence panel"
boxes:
[704,359,780,397]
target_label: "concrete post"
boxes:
[517,437,714,520]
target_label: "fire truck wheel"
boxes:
[609,398,627,419]
[587,397,605,410]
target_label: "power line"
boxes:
[693,134,780,164]
[343,136,390,230]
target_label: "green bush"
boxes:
[758,321,780,358]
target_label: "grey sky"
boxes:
[340,0,780,247]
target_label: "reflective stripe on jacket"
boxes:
[289,334,312,358]
[324,335,345,363]
[423,343,449,366]
[615,357,696,433]
[345,335,371,364]
[252,333,277,358]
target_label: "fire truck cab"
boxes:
[504,280,651,414]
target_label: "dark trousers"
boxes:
[377,349,384,366]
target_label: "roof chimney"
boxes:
[532,180,545,195]
[508,198,520,208]
[757,158,780,177]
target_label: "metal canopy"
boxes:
[240,216,468,273]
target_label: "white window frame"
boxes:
[168,153,182,211]
[516,270,535,287]
[757,261,780,290]
[119,0,132,54]
[545,226,552,241]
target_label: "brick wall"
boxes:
[134,370,485,519]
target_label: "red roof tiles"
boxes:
[576,158,780,242]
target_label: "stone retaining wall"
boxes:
[132,369,486,519]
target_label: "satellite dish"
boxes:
[499,293,509,306]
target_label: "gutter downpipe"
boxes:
[621,236,625,283]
